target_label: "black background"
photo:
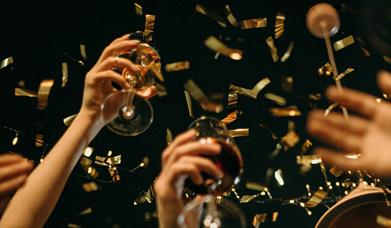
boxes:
[0,0,390,227]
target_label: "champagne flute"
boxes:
[100,31,161,136]
[177,116,247,228]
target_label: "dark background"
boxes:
[0,0,390,227]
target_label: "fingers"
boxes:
[167,156,223,185]
[95,56,140,74]
[315,147,364,171]
[0,154,25,166]
[165,142,221,166]
[98,39,140,64]
[378,70,391,96]
[162,130,197,164]
[0,174,28,197]
[307,110,370,136]
[326,86,378,118]
[89,70,130,90]
[109,33,132,46]
[306,113,361,153]
[0,160,34,182]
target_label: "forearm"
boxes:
[156,197,184,228]
[0,111,103,227]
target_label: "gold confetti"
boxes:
[37,79,55,110]
[83,147,94,157]
[241,18,267,29]
[240,193,261,203]
[95,155,122,166]
[224,5,239,27]
[280,42,294,62]
[80,44,87,61]
[245,182,268,192]
[318,62,333,77]
[275,12,285,39]
[79,207,93,216]
[333,67,355,81]
[108,165,121,182]
[281,75,294,93]
[266,36,279,62]
[63,114,77,127]
[144,14,156,42]
[227,89,238,110]
[183,80,223,113]
[324,103,339,116]
[14,88,37,97]
[82,182,98,192]
[204,36,243,60]
[61,62,68,87]
[229,77,271,99]
[166,128,173,146]
[164,61,190,72]
[134,2,143,15]
[282,130,299,149]
[195,4,227,28]
[269,106,301,117]
[35,134,44,147]
[305,189,328,208]
[184,90,194,118]
[333,35,355,51]
[155,82,167,97]
[377,215,391,227]
[264,93,286,106]
[329,166,344,177]
[300,139,313,154]
[0,56,14,70]
[274,169,285,186]
[220,111,241,125]
[228,128,249,138]
[252,212,279,226]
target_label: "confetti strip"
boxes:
[280,42,294,62]
[229,77,271,99]
[266,36,279,62]
[134,2,143,15]
[80,44,87,61]
[241,18,267,29]
[184,80,223,113]
[144,14,156,42]
[195,4,227,28]
[164,61,190,72]
[63,114,77,127]
[305,189,327,208]
[166,128,173,146]
[333,35,355,51]
[14,88,37,97]
[224,5,239,27]
[228,128,249,138]
[333,67,355,81]
[275,12,285,39]
[37,79,55,110]
[0,56,14,70]
[184,90,194,118]
[220,111,241,125]
[204,36,243,60]
[61,62,68,87]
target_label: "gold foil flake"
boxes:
[227,89,238,110]
[275,12,285,39]
[245,182,268,192]
[63,114,77,127]
[300,139,313,154]
[184,90,194,118]
[80,44,87,61]
[224,5,239,27]
[228,128,249,138]
[108,166,121,182]
[264,93,286,106]
[80,157,92,167]
[280,42,294,63]
[144,14,156,42]
[87,166,99,178]
[269,106,301,117]
[37,79,55,110]
[195,4,227,28]
[229,77,271,99]
[324,103,339,116]
[14,88,38,97]
[281,130,299,149]
[274,169,285,186]
[333,67,355,81]
[377,215,391,227]
[35,134,44,147]
[204,36,243,60]
[164,61,190,72]
[79,207,93,216]
[355,37,371,57]
[240,193,261,203]
[82,182,98,192]
[220,111,241,125]
[134,2,143,15]
[135,185,155,204]
[305,189,328,208]
[166,128,173,146]
[318,62,333,77]
[241,18,267,29]
[266,36,279,62]
[106,155,122,166]
[252,212,279,226]
[329,166,344,177]
[83,147,94,157]
[0,56,14,70]
[183,80,223,113]
[61,62,68,87]
[333,35,355,51]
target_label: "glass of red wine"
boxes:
[177,116,246,228]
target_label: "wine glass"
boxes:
[177,116,247,228]
[101,31,161,136]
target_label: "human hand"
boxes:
[79,34,158,123]
[307,71,391,177]
[0,153,34,197]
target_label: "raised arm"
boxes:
[0,34,144,227]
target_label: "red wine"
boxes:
[184,138,243,196]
